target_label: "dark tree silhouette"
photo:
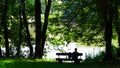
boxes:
[16,0,22,57]
[34,0,52,58]
[0,46,2,57]
[22,0,33,58]
[41,0,52,58]
[103,0,114,60]
[2,0,10,57]
[34,0,42,58]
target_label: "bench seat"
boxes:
[56,58,82,63]
[56,52,83,64]
[56,53,83,56]
[56,58,82,61]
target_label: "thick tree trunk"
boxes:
[104,1,113,60]
[34,0,42,58]
[22,0,33,58]
[2,0,10,57]
[105,20,113,60]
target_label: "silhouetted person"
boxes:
[73,48,79,64]
[68,52,72,59]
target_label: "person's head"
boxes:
[75,48,77,52]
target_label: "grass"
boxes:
[0,59,120,68]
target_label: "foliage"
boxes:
[84,46,119,62]
[52,0,105,46]
[84,51,105,62]
[0,0,120,59]
[112,46,117,58]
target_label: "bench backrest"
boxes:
[56,53,83,56]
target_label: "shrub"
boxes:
[83,51,105,62]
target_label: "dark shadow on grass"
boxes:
[1,59,120,68]
[5,61,120,68]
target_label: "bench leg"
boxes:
[74,60,80,64]
[58,60,62,64]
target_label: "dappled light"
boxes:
[0,0,120,68]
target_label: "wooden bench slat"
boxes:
[56,53,83,56]
[56,52,83,64]
[56,53,70,55]
[56,58,82,61]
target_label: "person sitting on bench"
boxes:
[72,48,79,64]
[56,48,82,64]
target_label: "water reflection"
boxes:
[1,42,105,60]
[44,42,105,60]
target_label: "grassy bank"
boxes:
[0,59,120,68]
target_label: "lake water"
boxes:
[44,42,105,60]
[1,42,105,60]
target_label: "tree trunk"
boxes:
[16,1,22,57]
[34,0,42,58]
[41,0,52,58]
[104,1,113,60]
[0,46,2,57]
[34,0,51,58]
[2,0,10,57]
[105,20,113,60]
[22,0,33,58]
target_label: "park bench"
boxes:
[56,52,83,64]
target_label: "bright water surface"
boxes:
[1,42,105,60]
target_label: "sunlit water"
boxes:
[1,42,105,60]
[44,42,105,60]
